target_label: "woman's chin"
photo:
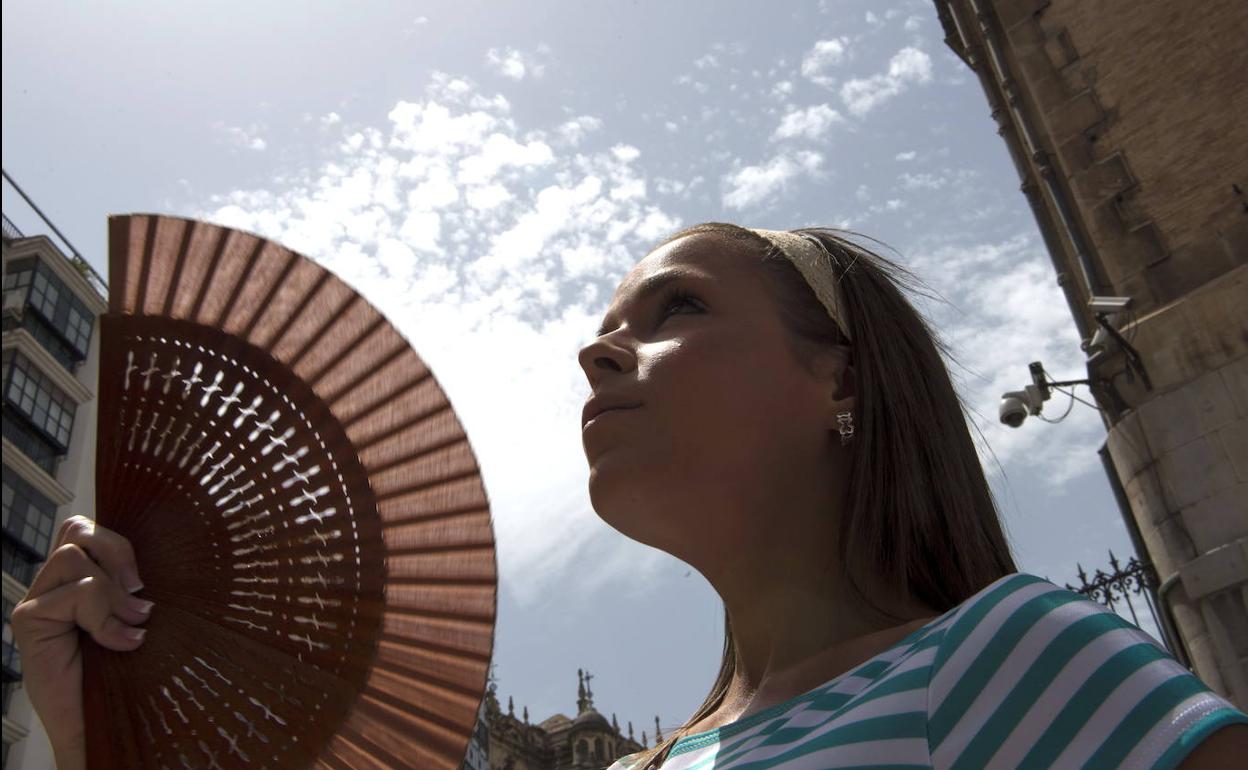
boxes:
[588,485,720,572]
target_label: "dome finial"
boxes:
[576,669,589,713]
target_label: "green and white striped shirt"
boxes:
[611,572,1247,769]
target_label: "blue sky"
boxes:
[3,0,1146,741]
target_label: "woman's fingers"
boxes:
[14,575,150,653]
[43,543,154,627]
[10,517,150,770]
[21,542,154,637]
[46,515,144,594]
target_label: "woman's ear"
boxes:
[833,357,856,403]
[812,346,856,426]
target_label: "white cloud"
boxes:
[413,15,429,25]
[800,37,850,87]
[320,112,342,127]
[212,121,267,151]
[904,14,924,32]
[895,150,917,161]
[771,104,845,141]
[693,53,719,70]
[457,133,554,185]
[195,73,679,608]
[722,151,823,209]
[899,168,977,192]
[556,115,603,146]
[655,176,703,199]
[611,144,641,163]
[771,80,795,99]
[840,47,933,117]
[900,172,945,190]
[484,44,552,80]
[675,74,709,94]
[387,93,508,155]
[466,182,512,211]
[906,234,1103,486]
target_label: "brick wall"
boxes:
[936,0,1248,706]
[986,0,1248,312]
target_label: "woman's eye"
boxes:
[660,292,702,320]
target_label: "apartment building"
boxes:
[1,213,107,768]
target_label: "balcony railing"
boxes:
[2,212,22,242]
[69,252,109,299]
[1065,551,1190,668]
[2,168,110,302]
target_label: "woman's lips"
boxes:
[582,405,640,430]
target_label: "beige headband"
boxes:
[748,228,853,342]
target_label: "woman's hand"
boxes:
[10,515,153,770]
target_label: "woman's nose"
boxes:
[577,336,635,386]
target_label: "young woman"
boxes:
[13,223,1248,769]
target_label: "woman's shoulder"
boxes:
[606,752,646,770]
[926,571,1248,770]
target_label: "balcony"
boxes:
[3,255,96,372]
[2,212,108,301]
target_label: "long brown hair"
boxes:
[630,223,1017,770]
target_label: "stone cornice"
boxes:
[3,572,30,603]
[1,438,74,505]
[1,329,94,404]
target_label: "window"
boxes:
[3,468,57,558]
[29,260,94,358]
[4,348,76,450]
[18,311,83,370]
[3,468,57,586]
[29,267,61,318]
[1,418,61,475]
[2,595,19,716]
[2,257,35,309]
[1,539,40,587]
[4,257,94,367]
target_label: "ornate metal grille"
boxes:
[1064,551,1187,666]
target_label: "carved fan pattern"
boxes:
[84,214,496,770]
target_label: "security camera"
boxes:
[999,391,1030,428]
[1084,296,1132,359]
[1088,295,1132,314]
[999,384,1047,428]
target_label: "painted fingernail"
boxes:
[126,627,147,642]
[131,598,154,615]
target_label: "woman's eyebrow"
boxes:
[595,269,711,337]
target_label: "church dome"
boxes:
[571,709,611,732]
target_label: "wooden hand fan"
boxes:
[83,214,496,770]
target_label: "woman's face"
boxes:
[578,232,852,565]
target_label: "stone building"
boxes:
[464,669,653,770]
[931,0,1247,706]
[1,213,108,767]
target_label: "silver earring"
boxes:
[837,411,855,445]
